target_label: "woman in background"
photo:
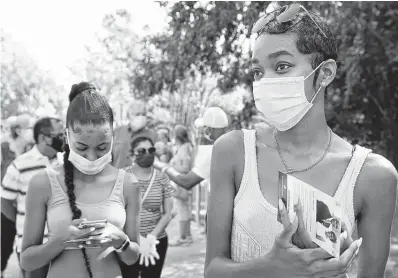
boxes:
[120,136,174,278]
[168,125,195,247]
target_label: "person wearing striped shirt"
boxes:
[120,136,174,278]
[1,117,64,278]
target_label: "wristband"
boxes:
[115,237,130,253]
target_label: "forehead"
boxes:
[69,123,112,142]
[252,33,308,63]
[135,140,153,149]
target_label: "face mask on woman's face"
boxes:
[135,153,155,168]
[66,129,113,175]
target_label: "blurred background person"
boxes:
[168,125,194,247]
[1,117,64,278]
[153,107,229,234]
[112,100,157,169]
[154,125,173,163]
[1,114,36,277]
[120,136,174,278]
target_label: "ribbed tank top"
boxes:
[230,129,371,263]
[45,168,127,278]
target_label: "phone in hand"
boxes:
[64,236,112,250]
[78,220,107,230]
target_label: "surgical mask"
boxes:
[130,116,147,132]
[135,153,155,168]
[66,129,113,175]
[253,62,325,131]
[203,127,214,142]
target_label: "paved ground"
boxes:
[3,216,398,278]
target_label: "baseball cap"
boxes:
[194,107,229,128]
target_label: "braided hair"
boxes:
[63,82,114,278]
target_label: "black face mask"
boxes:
[49,135,64,152]
[135,153,155,168]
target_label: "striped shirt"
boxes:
[1,146,62,252]
[124,166,174,239]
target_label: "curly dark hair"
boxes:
[259,8,338,86]
[63,82,114,278]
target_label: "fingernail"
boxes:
[342,231,347,240]
[278,199,284,211]
[90,227,96,232]
[357,237,363,248]
[86,241,91,245]
[355,249,359,256]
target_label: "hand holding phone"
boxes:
[77,220,107,230]
[64,235,112,250]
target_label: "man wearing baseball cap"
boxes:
[155,106,229,189]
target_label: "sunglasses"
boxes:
[134,147,156,155]
[43,133,64,139]
[252,3,327,38]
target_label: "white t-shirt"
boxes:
[191,145,213,181]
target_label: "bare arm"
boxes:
[356,154,398,278]
[20,172,65,271]
[164,168,203,190]
[118,174,141,265]
[150,197,174,237]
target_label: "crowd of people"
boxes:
[1,4,397,278]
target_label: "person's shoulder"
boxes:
[122,170,140,197]
[214,130,243,148]
[27,170,52,198]
[357,150,397,202]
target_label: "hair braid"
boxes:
[63,145,93,278]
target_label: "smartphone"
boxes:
[64,236,112,250]
[78,220,107,230]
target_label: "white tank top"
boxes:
[230,129,371,262]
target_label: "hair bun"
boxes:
[69,82,96,102]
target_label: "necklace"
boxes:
[273,128,332,174]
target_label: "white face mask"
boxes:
[66,129,113,175]
[130,115,146,132]
[253,62,325,131]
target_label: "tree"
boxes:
[139,1,398,167]
[1,35,65,119]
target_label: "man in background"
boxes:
[1,117,64,278]
[153,107,230,234]
[1,115,35,276]
[112,100,157,169]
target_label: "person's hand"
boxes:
[139,235,160,267]
[287,199,354,254]
[64,219,106,242]
[268,199,362,277]
[153,157,166,170]
[93,221,128,250]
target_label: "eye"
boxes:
[252,68,263,80]
[76,147,87,152]
[275,63,292,73]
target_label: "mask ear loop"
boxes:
[304,61,325,80]
[310,83,325,104]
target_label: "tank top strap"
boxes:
[44,168,67,206]
[335,145,372,198]
[336,145,372,232]
[107,169,126,205]
[235,129,257,203]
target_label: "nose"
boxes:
[85,150,98,161]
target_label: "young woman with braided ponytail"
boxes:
[20,82,141,278]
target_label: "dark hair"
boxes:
[10,126,19,140]
[33,117,61,143]
[260,10,338,86]
[63,82,113,278]
[174,125,191,145]
[130,136,154,155]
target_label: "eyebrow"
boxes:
[75,141,109,147]
[251,50,294,65]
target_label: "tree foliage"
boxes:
[136,1,398,166]
[1,35,65,119]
